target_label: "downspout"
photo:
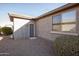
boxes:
[13,19,14,40]
[8,13,15,40]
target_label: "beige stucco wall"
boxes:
[36,16,53,40]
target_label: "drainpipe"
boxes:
[8,13,15,40]
[13,19,14,40]
[34,20,37,38]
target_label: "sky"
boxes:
[0,3,66,31]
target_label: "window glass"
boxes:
[62,10,76,23]
[53,25,61,31]
[61,24,76,32]
[53,14,61,24]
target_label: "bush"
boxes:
[0,28,1,35]
[53,35,79,56]
[1,27,13,35]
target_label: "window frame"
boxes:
[52,10,77,33]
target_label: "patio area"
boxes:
[0,37,54,56]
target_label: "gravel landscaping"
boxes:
[0,37,54,56]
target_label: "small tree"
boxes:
[1,27,13,36]
[0,27,1,35]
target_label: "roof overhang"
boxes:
[8,13,35,22]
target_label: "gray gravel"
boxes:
[0,37,54,56]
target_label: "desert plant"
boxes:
[53,35,79,56]
[1,27,13,35]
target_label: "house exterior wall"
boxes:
[14,23,29,40]
[76,6,79,34]
[36,16,53,40]
[36,5,79,41]
[14,20,35,40]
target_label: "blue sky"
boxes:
[0,3,66,27]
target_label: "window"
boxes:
[52,10,76,33]
[53,25,61,31]
[52,14,61,31]
[62,24,76,32]
[62,10,76,23]
[53,14,61,24]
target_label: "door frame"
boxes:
[29,23,35,37]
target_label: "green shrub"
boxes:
[0,28,1,35]
[1,27,13,35]
[53,35,79,56]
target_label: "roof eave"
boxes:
[8,13,35,22]
[8,13,13,22]
[35,3,79,19]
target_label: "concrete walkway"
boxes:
[0,37,54,56]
